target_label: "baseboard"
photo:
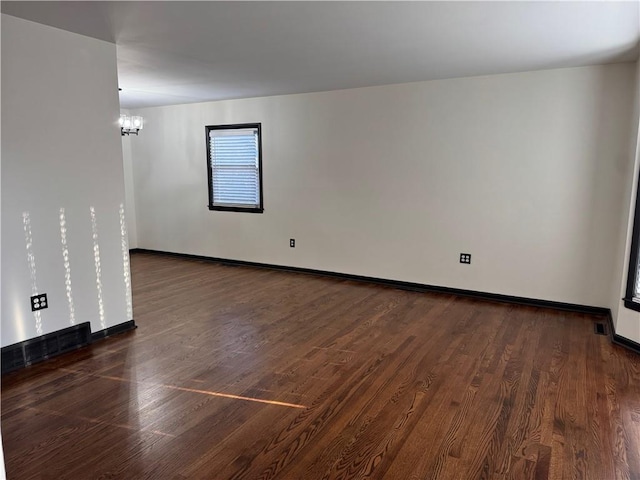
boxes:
[2,322,92,374]
[130,248,610,316]
[605,313,640,355]
[613,335,640,354]
[91,320,137,342]
[2,320,138,375]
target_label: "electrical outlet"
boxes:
[290,239,295,248]
[31,293,48,311]
[459,253,471,264]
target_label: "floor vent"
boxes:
[594,322,607,336]
[1,322,91,374]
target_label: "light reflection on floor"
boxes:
[59,367,307,412]
[24,406,176,438]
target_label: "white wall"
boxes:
[130,64,635,308]
[610,58,640,345]
[121,116,138,249]
[1,14,132,347]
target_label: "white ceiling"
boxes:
[2,1,639,109]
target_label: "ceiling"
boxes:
[2,1,639,109]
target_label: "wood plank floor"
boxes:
[2,252,640,479]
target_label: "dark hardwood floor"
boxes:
[2,252,640,479]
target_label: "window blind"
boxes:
[209,128,260,208]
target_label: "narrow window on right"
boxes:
[624,171,640,312]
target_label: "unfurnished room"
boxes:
[1,1,640,479]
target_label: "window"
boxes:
[206,123,263,213]
[625,170,640,312]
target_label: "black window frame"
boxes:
[205,123,264,214]
[624,169,640,312]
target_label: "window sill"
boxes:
[623,298,640,312]
[208,205,264,214]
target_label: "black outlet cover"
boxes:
[460,253,471,264]
[31,293,48,311]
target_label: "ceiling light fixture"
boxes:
[119,114,144,136]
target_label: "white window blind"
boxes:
[209,127,260,208]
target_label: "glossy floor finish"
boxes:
[3,253,640,479]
